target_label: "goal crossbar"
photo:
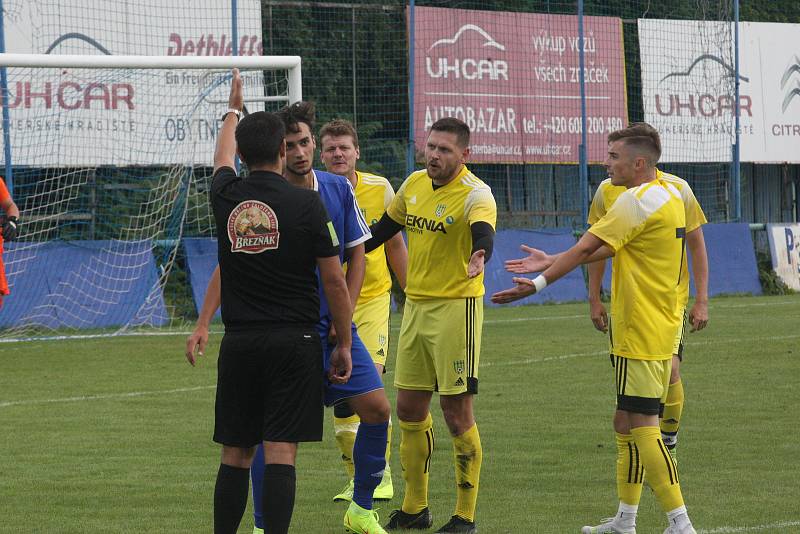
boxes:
[0,53,302,103]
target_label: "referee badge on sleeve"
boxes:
[327,221,340,247]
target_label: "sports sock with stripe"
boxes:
[399,414,434,514]
[616,432,644,506]
[630,426,684,512]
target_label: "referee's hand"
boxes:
[186,325,209,366]
[328,346,352,384]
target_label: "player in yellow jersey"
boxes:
[493,124,698,534]
[507,171,709,461]
[319,119,409,503]
[365,118,496,534]
[584,171,708,459]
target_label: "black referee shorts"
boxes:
[213,326,324,447]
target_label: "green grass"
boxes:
[1,295,799,533]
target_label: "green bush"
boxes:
[757,251,795,295]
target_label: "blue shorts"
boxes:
[318,322,384,407]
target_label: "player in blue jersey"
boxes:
[187,102,391,534]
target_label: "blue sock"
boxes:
[352,421,389,510]
[251,443,265,529]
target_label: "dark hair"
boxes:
[319,119,359,148]
[607,122,662,165]
[278,101,316,135]
[430,117,470,148]
[235,111,286,167]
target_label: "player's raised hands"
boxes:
[490,277,537,304]
[504,245,553,274]
[185,325,209,366]
[328,346,352,384]
[467,249,486,278]
[688,299,708,332]
[228,68,243,111]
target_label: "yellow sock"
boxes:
[631,426,684,512]
[660,380,684,447]
[334,413,360,478]
[453,424,482,522]
[616,433,644,505]
[399,414,434,514]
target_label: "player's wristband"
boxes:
[532,275,547,293]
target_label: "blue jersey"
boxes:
[313,170,371,327]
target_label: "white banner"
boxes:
[767,223,800,291]
[0,0,266,166]
[639,20,800,163]
[739,22,800,163]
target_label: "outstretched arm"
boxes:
[213,69,243,174]
[468,222,495,278]
[492,232,614,304]
[365,213,403,253]
[505,243,611,274]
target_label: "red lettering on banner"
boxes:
[57,82,82,110]
[166,33,262,56]
[7,81,135,110]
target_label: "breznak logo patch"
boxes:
[227,200,280,254]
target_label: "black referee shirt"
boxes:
[211,166,339,330]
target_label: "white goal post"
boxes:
[0,53,302,340]
[0,53,302,104]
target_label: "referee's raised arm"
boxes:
[213,68,243,174]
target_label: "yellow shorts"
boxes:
[611,355,672,415]
[353,292,391,367]
[672,308,687,359]
[395,297,482,395]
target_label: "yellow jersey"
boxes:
[588,179,687,360]
[386,165,496,300]
[588,169,707,306]
[353,171,395,304]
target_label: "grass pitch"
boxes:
[1,294,798,533]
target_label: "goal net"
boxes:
[0,54,301,340]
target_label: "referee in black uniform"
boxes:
[186,69,355,534]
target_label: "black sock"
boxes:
[262,463,297,534]
[213,464,250,534]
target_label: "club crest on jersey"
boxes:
[435,203,447,218]
[378,334,387,347]
[227,200,280,254]
[453,359,465,374]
